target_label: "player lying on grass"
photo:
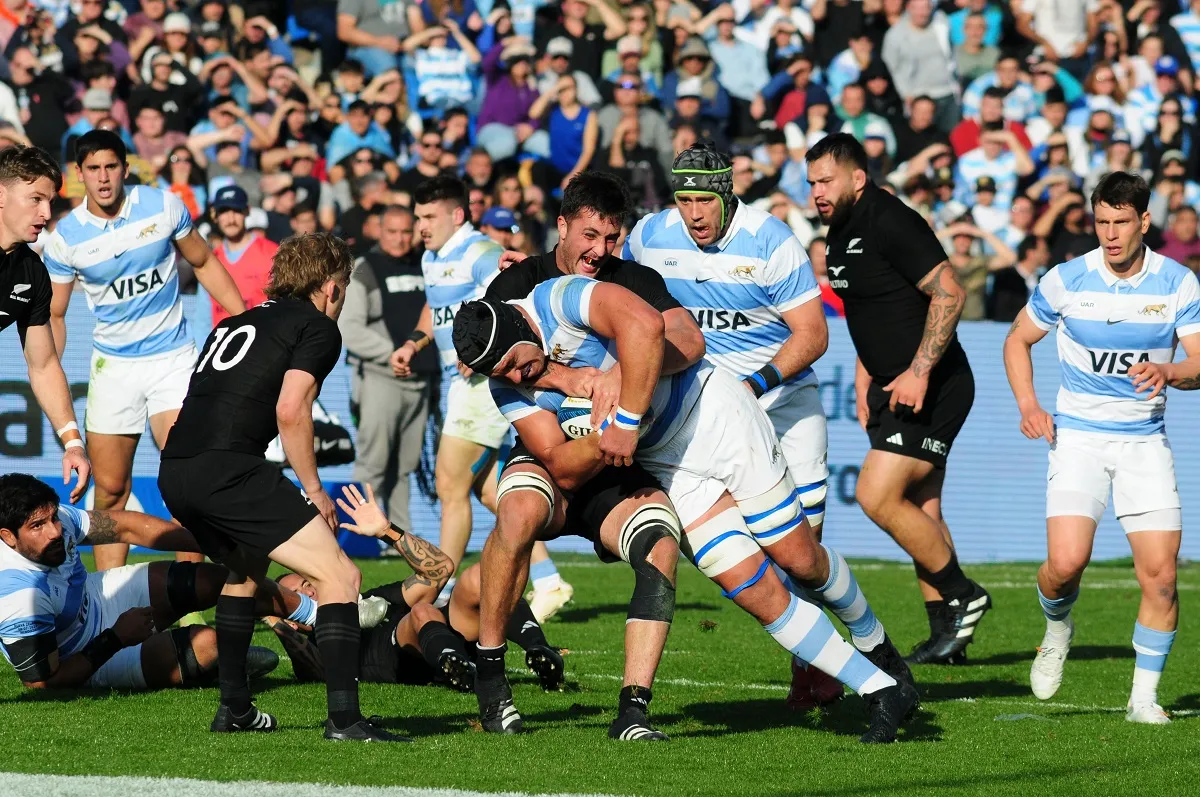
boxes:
[266,484,564,694]
[454,277,919,743]
[0,473,314,690]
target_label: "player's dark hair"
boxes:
[267,232,355,300]
[804,132,868,172]
[559,171,632,227]
[74,129,127,167]
[1090,171,1150,215]
[0,144,62,189]
[0,474,59,536]
[413,175,469,213]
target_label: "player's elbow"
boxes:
[275,399,309,428]
[627,306,666,345]
[676,321,706,364]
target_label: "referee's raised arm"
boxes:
[806,133,991,666]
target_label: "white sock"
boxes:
[1043,614,1074,647]
[1130,667,1162,706]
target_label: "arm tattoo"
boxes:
[85,511,120,545]
[394,531,455,585]
[912,262,965,378]
[1173,375,1200,390]
[1006,314,1022,339]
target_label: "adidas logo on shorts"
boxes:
[885,433,904,446]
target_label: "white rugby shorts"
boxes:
[759,381,829,494]
[85,344,197,435]
[1046,429,1181,533]
[83,563,151,689]
[637,368,789,528]
[443,373,510,450]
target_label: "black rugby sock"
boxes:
[505,600,549,650]
[923,553,973,602]
[923,600,944,634]
[618,685,652,715]
[215,595,256,715]
[315,602,362,729]
[476,642,507,681]
[417,620,468,670]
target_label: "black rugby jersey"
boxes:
[486,248,681,312]
[0,244,52,346]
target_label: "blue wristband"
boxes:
[613,406,642,431]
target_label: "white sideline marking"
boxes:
[0,773,625,797]
[955,698,1200,717]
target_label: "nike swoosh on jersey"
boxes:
[1106,318,1124,325]
[695,277,712,283]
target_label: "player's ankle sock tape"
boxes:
[166,562,203,615]
[506,600,549,649]
[215,595,257,714]
[923,553,972,601]
[315,602,362,728]
[1037,585,1078,622]
[286,593,318,627]
[417,620,468,670]
[170,627,207,687]
[476,642,507,678]
[618,685,652,714]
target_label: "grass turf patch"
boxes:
[2,555,1200,796]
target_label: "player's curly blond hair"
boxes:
[266,232,354,300]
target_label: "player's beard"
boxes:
[820,190,857,228]
[37,538,66,567]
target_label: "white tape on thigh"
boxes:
[1046,490,1105,523]
[496,470,556,515]
[798,482,827,527]
[1120,507,1183,534]
[737,475,806,544]
[618,503,682,563]
[681,506,761,578]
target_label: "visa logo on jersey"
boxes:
[108,268,165,301]
[690,308,753,331]
[432,305,457,326]
[1089,350,1150,375]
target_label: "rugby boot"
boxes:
[608,706,669,741]
[324,717,413,742]
[859,682,919,744]
[437,649,476,693]
[210,703,277,733]
[1030,619,1073,700]
[528,580,575,623]
[477,675,524,734]
[526,644,565,691]
[786,659,844,710]
[1125,702,1171,725]
[863,634,917,695]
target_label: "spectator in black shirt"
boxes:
[600,114,668,214]
[6,47,76,151]
[535,0,627,78]
[129,52,204,134]
[1032,191,1098,266]
[894,95,951,165]
[987,235,1048,322]
[392,125,447,198]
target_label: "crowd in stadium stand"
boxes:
[2,0,1199,324]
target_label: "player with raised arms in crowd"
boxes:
[158,233,407,742]
[807,133,991,665]
[463,171,704,741]
[1003,172,1200,724]
[390,176,572,620]
[0,145,90,503]
[624,141,858,708]
[0,473,310,691]
[43,129,246,576]
[454,278,919,743]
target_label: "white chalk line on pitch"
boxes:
[0,773,626,797]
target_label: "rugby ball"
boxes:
[557,397,653,440]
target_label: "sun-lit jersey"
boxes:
[1026,247,1200,437]
[623,201,820,393]
[489,275,711,452]
[0,504,93,663]
[421,223,502,376]
[42,185,194,358]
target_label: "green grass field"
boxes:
[3,554,1200,796]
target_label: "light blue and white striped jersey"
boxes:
[421,222,503,375]
[954,148,1019,209]
[623,201,820,389]
[0,504,95,667]
[43,186,193,358]
[1026,247,1200,437]
[1170,11,1200,74]
[1124,84,1198,146]
[961,74,1038,122]
[489,275,710,453]
[413,47,475,107]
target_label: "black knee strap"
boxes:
[626,520,678,624]
[166,562,204,615]
[170,627,206,687]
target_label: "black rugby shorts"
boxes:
[865,365,975,469]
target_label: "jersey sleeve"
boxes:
[41,231,76,284]
[470,242,502,293]
[290,317,344,382]
[21,257,52,330]
[489,380,543,424]
[0,572,56,645]
[57,504,91,546]
[1175,270,1200,338]
[762,233,821,312]
[878,201,949,287]
[614,263,682,313]
[549,275,597,330]
[622,214,653,262]
[163,190,194,240]
[1026,267,1065,331]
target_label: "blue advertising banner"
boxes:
[4,293,1198,562]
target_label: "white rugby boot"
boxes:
[1030,619,1073,700]
[1126,701,1171,725]
[528,580,574,623]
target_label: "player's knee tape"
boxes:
[166,562,204,615]
[1120,507,1182,534]
[681,506,761,578]
[796,480,827,528]
[496,470,555,526]
[621,504,681,624]
[169,627,206,687]
[737,477,806,546]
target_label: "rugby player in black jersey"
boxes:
[466,172,705,740]
[158,233,409,742]
[806,134,991,664]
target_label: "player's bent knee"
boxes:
[170,626,216,687]
[622,504,682,624]
[497,469,555,533]
[682,506,762,580]
[408,601,444,631]
[738,476,807,546]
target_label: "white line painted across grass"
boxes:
[0,773,626,797]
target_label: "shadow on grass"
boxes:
[964,645,1134,667]
[916,678,1032,702]
[1168,693,1200,713]
[670,697,943,742]
[553,602,721,623]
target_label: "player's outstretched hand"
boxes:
[599,425,636,467]
[112,607,156,647]
[1129,361,1169,401]
[498,250,528,271]
[1018,401,1055,444]
[336,483,390,538]
[882,368,929,415]
[62,446,91,504]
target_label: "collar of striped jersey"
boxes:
[429,221,478,259]
[1088,245,1160,287]
[80,185,140,228]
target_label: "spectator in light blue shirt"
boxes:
[707,16,770,102]
[825,32,874,110]
[326,100,398,165]
[948,0,1002,47]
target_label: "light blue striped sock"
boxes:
[1131,621,1175,704]
[529,558,560,591]
[763,594,895,695]
[286,593,317,626]
[1037,585,1077,642]
[813,544,885,652]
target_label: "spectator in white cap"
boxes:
[662,37,730,126]
[603,33,659,96]
[536,35,602,107]
[62,88,134,164]
[140,12,205,84]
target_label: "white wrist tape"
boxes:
[56,421,79,437]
